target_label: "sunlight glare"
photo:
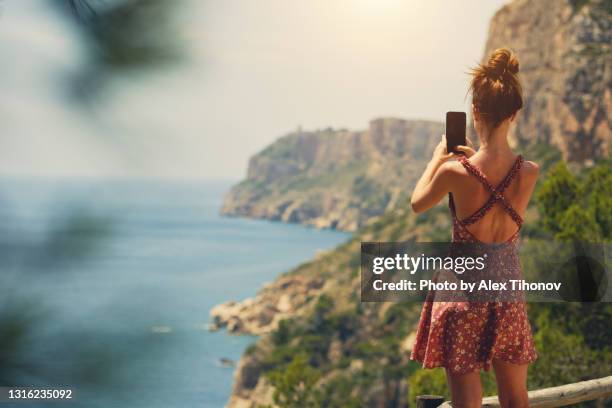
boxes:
[352,0,405,17]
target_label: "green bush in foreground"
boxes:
[537,162,611,241]
[408,368,448,402]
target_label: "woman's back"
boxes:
[447,152,539,244]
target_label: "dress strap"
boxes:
[456,155,524,227]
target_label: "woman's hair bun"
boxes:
[469,47,523,128]
[485,48,519,79]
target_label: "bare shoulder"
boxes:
[522,160,540,176]
[521,160,540,182]
[440,159,466,174]
[437,160,466,180]
[433,160,469,193]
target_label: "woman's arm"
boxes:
[410,135,456,214]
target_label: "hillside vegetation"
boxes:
[224,141,611,407]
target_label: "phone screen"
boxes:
[446,111,466,154]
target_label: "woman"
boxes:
[409,48,540,408]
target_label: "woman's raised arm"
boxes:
[410,135,456,213]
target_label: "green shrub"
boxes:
[267,354,321,408]
[315,375,362,408]
[272,319,293,346]
[536,162,611,241]
[536,161,580,236]
[408,368,449,404]
[528,309,612,388]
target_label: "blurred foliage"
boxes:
[408,369,448,402]
[0,300,45,385]
[52,0,185,98]
[0,209,170,406]
[520,141,564,177]
[526,303,612,396]
[34,211,113,268]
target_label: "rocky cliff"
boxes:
[221,118,443,231]
[480,0,611,162]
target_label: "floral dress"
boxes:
[410,155,538,374]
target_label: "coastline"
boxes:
[208,208,350,405]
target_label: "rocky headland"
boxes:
[221,118,443,231]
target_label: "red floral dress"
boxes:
[410,155,538,374]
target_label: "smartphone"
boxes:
[446,111,466,154]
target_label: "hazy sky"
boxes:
[0,0,508,180]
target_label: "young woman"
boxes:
[409,48,540,408]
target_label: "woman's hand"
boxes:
[432,134,455,164]
[455,137,476,158]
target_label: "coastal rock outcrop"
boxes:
[209,274,326,335]
[221,118,443,231]
[227,351,275,408]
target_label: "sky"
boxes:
[0,0,508,180]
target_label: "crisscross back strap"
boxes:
[456,155,524,227]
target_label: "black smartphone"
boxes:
[446,111,466,154]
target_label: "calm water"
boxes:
[0,178,349,407]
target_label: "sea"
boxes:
[0,178,349,408]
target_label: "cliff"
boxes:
[480,0,611,162]
[221,118,443,231]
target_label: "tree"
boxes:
[528,308,612,388]
[556,204,602,241]
[536,161,580,236]
[536,162,611,241]
[267,354,321,408]
[584,165,612,239]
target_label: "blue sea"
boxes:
[0,179,349,407]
